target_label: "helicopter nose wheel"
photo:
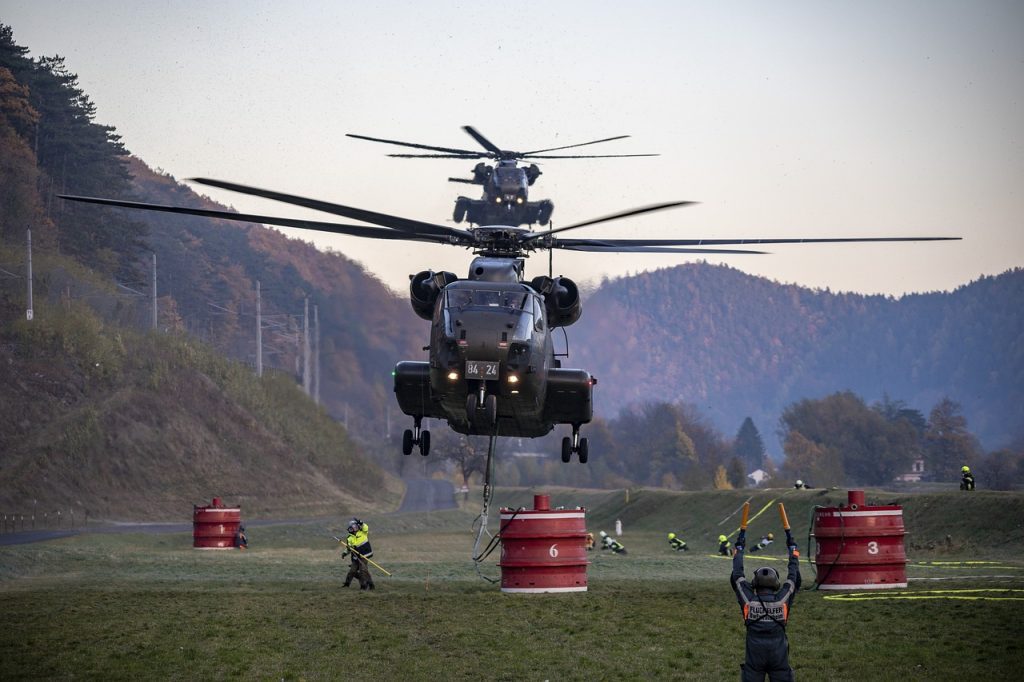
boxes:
[402,417,430,456]
[466,387,498,428]
[561,426,588,464]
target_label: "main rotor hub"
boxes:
[470,225,534,258]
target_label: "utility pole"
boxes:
[255,280,263,377]
[302,296,311,395]
[313,304,320,405]
[26,228,33,321]
[151,253,158,330]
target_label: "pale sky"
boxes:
[4,1,1022,296]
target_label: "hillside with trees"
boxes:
[1,22,1020,503]
[0,24,403,516]
[570,262,1024,451]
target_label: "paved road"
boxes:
[0,529,80,546]
[398,478,458,513]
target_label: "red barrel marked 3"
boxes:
[813,490,907,589]
[193,497,241,550]
[499,494,589,593]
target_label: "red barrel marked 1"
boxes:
[193,497,241,550]
[812,490,907,590]
[498,494,589,593]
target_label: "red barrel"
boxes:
[498,494,588,593]
[812,490,907,589]
[193,497,242,549]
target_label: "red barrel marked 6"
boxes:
[499,494,589,593]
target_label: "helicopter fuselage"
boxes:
[393,259,593,441]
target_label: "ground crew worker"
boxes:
[793,480,806,490]
[730,527,801,681]
[750,533,774,553]
[960,466,975,491]
[599,530,627,554]
[668,532,689,551]
[235,525,248,550]
[585,532,595,551]
[341,517,375,590]
[719,534,732,556]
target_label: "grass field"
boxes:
[2,487,1022,680]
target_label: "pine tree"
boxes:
[734,417,766,472]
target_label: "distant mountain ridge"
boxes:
[570,262,1023,451]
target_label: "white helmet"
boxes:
[599,530,608,538]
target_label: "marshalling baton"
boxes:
[333,536,393,576]
[778,502,791,530]
[740,502,750,530]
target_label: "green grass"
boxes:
[2,489,1022,680]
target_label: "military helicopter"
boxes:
[346,126,658,227]
[60,177,961,467]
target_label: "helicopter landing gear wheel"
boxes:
[484,394,497,428]
[537,200,553,226]
[467,393,478,417]
[453,197,468,223]
[403,417,429,456]
[560,425,589,463]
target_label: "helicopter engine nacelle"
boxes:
[530,275,581,328]
[410,270,457,321]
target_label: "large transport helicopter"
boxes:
[346,126,658,227]
[61,176,959,468]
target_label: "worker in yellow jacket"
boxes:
[341,518,375,590]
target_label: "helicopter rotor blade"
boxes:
[522,153,660,159]
[525,201,698,242]
[556,236,963,248]
[522,135,632,155]
[555,244,767,254]
[448,178,477,184]
[57,195,451,244]
[462,126,504,156]
[387,153,483,159]
[346,133,482,157]
[189,178,470,240]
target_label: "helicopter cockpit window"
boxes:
[446,289,527,310]
[532,295,545,331]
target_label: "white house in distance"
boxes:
[895,457,926,483]
[748,469,769,487]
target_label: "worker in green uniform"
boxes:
[719,534,732,556]
[668,532,689,551]
[960,465,975,491]
[341,518,375,590]
[750,533,774,553]
[599,530,627,554]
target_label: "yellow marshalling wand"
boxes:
[740,502,751,530]
[778,502,791,531]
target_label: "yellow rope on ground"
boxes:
[911,562,1020,570]
[824,588,1024,602]
[729,498,776,537]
